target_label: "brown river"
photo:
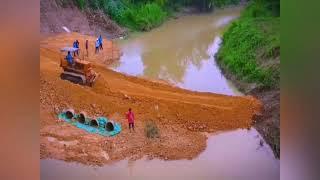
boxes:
[41,6,280,180]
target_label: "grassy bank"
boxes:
[216,0,280,158]
[217,0,280,89]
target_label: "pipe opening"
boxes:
[65,111,74,119]
[106,122,114,131]
[78,113,86,124]
[90,119,99,127]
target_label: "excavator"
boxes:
[59,47,98,86]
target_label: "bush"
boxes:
[213,0,240,8]
[87,1,166,31]
[216,1,280,88]
[144,120,160,138]
[121,3,167,31]
[100,0,127,22]
[75,0,86,10]
[87,0,100,9]
[241,1,273,18]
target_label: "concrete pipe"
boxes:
[90,119,99,128]
[105,121,115,131]
[77,112,87,124]
[65,109,75,119]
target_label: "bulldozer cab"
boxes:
[60,47,92,72]
[59,47,98,86]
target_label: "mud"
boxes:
[250,88,280,158]
[40,33,262,166]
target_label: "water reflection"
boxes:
[113,7,243,94]
[41,129,279,180]
[113,42,145,76]
[177,36,236,95]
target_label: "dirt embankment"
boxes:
[250,88,280,158]
[40,0,126,38]
[40,33,262,166]
[218,60,280,158]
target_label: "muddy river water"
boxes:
[41,7,280,180]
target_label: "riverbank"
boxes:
[40,32,262,166]
[216,0,280,158]
[217,64,280,158]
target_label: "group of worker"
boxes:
[65,35,104,65]
[95,35,103,54]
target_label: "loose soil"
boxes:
[40,0,126,38]
[40,33,262,166]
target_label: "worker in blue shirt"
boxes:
[98,35,103,50]
[95,39,100,54]
[75,40,79,56]
[73,41,77,56]
[66,51,73,65]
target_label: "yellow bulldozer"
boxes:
[59,47,98,86]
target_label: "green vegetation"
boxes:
[144,120,160,138]
[216,0,280,89]
[72,0,240,31]
[75,0,86,10]
[120,2,167,31]
[213,0,240,7]
[75,0,168,31]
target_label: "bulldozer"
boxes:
[60,47,98,86]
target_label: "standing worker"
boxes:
[95,39,99,54]
[73,41,77,56]
[126,108,135,132]
[85,40,89,57]
[98,35,103,50]
[75,40,80,56]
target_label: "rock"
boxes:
[124,94,131,100]
[259,140,264,146]
[101,151,110,161]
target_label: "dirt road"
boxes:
[40,33,262,165]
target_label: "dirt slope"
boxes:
[40,33,262,165]
[40,0,125,38]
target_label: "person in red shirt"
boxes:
[126,108,135,132]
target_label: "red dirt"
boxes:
[40,33,262,166]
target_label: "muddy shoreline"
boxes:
[215,58,280,158]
